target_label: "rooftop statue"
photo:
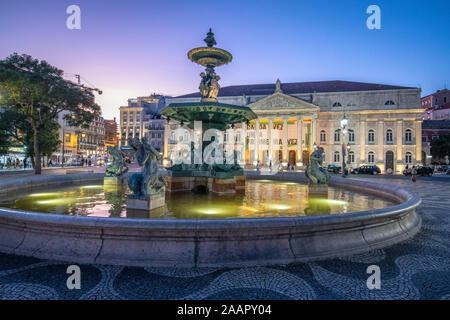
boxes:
[105,146,128,177]
[127,137,167,197]
[305,147,330,184]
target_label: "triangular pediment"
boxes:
[248,92,319,111]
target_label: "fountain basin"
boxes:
[0,173,421,267]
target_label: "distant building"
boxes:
[422,120,450,164]
[55,112,106,163]
[421,89,450,120]
[165,80,423,174]
[119,94,169,152]
[104,118,119,148]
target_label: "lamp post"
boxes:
[340,116,348,177]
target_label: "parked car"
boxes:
[351,165,381,175]
[403,166,433,176]
[326,164,341,173]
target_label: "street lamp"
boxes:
[340,115,348,177]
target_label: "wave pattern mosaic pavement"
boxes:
[0,177,449,300]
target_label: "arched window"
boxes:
[349,151,355,163]
[334,129,340,142]
[348,129,354,142]
[320,130,326,143]
[386,129,393,143]
[405,152,412,164]
[405,129,412,142]
[334,151,340,162]
[385,100,395,105]
[368,129,375,143]
[368,152,375,163]
[332,102,342,107]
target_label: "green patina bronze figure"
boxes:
[305,147,330,184]
[127,137,167,198]
[105,146,128,177]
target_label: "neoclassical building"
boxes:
[164,80,423,173]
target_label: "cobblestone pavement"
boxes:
[0,176,449,300]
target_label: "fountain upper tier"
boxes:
[160,102,256,131]
[160,28,257,130]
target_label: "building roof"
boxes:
[175,80,416,98]
[422,120,450,129]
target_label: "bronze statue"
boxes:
[105,146,128,177]
[127,137,167,197]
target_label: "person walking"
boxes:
[411,165,417,183]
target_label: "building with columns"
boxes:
[164,80,423,173]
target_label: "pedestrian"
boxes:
[411,165,417,183]
[256,160,260,172]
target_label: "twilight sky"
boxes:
[0,0,449,120]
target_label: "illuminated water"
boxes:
[0,180,396,219]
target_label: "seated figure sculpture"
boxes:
[305,147,330,184]
[105,146,128,177]
[127,137,167,198]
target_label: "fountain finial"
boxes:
[204,28,216,47]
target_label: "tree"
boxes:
[0,109,60,166]
[430,135,450,162]
[0,53,100,174]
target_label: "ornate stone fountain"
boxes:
[160,29,257,194]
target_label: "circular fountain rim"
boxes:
[0,172,422,267]
[0,172,420,228]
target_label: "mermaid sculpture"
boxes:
[127,137,167,198]
[105,146,128,177]
[305,147,330,184]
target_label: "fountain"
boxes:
[160,28,257,194]
[0,30,422,268]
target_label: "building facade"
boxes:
[421,89,450,120]
[119,94,169,151]
[164,80,423,173]
[55,112,106,164]
[104,118,119,148]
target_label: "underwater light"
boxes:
[80,185,103,189]
[267,204,291,210]
[36,198,76,205]
[28,193,59,197]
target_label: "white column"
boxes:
[415,119,422,164]
[255,119,259,165]
[377,120,384,163]
[240,122,247,165]
[268,118,273,162]
[360,120,366,162]
[297,117,302,164]
[312,116,317,145]
[282,118,288,165]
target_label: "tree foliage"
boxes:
[0,53,100,173]
[430,135,450,160]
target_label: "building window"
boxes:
[422,136,427,143]
[368,130,375,143]
[348,151,354,163]
[405,152,412,164]
[348,129,354,142]
[432,135,439,141]
[386,129,393,143]
[385,100,395,105]
[405,129,412,143]
[334,151,340,162]
[332,102,342,107]
[368,152,375,163]
[320,130,326,143]
[334,129,340,142]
